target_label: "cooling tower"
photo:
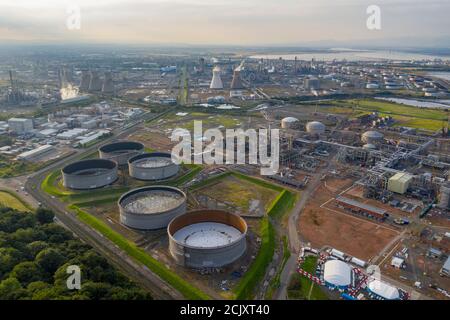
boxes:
[88,71,102,92]
[230,69,244,90]
[210,66,223,89]
[79,71,91,91]
[102,72,114,94]
[199,57,205,74]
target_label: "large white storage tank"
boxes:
[281,117,299,129]
[306,121,325,135]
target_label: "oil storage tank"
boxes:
[119,186,186,230]
[99,141,144,166]
[168,209,247,268]
[306,121,325,135]
[362,131,384,144]
[62,159,118,190]
[128,152,179,181]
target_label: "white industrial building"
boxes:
[367,280,400,300]
[8,118,33,134]
[440,256,450,277]
[323,260,353,289]
[17,145,54,161]
[391,257,406,269]
[57,128,88,140]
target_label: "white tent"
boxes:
[323,260,352,287]
[368,280,400,300]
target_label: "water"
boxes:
[376,97,450,109]
[427,72,450,81]
[250,50,450,62]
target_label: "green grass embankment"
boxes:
[69,205,210,300]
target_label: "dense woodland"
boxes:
[0,207,152,300]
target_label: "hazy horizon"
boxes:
[0,0,449,48]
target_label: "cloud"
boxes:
[0,0,448,45]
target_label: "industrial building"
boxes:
[119,186,187,230]
[438,183,450,210]
[99,141,145,166]
[17,145,53,161]
[388,172,413,194]
[367,280,400,300]
[441,256,450,277]
[8,118,33,134]
[323,260,353,289]
[168,209,247,269]
[62,159,118,190]
[304,77,320,90]
[128,152,179,181]
[336,196,389,221]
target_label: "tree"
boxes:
[36,208,55,225]
[0,277,24,299]
[10,261,43,286]
[35,248,65,274]
[27,241,49,259]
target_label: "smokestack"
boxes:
[9,70,14,90]
[199,57,205,74]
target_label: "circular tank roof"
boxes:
[119,186,186,215]
[363,143,377,150]
[306,121,325,133]
[129,152,175,168]
[168,210,247,250]
[282,117,299,123]
[362,131,384,139]
[99,141,144,153]
[323,260,352,287]
[62,159,117,175]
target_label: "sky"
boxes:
[0,0,449,47]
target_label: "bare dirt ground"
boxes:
[299,177,400,261]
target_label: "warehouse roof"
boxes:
[389,172,413,183]
[336,196,387,215]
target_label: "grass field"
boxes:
[195,174,279,213]
[327,99,448,131]
[69,205,210,300]
[233,217,275,300]
[0,190,31,211]
[288,256,328,300]
[156,111,243,132]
